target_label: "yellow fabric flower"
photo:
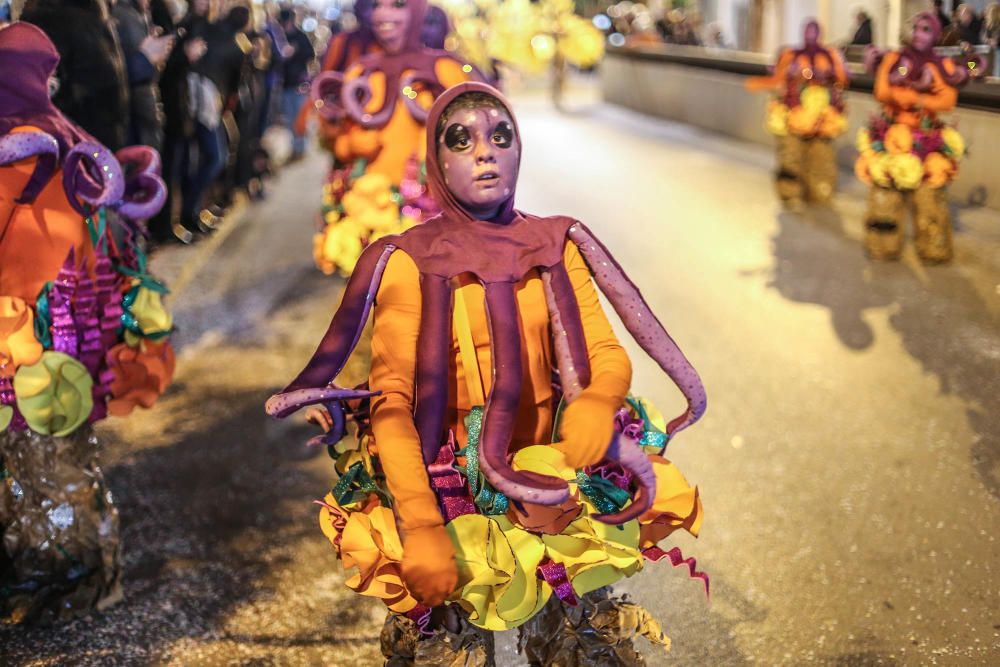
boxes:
[14,351,93,436]
[765,101,789,137]
[941,127,965,160]
[124,280,173,347]
[869,153,893,188]
[316,219,364,276]
[0,296,43,372]
[856,128,872,154]
[339,501,419,613]
[639,456,704,548]
[800,85,831,113]
[888,152,924,190]
[541,503,643,598]
[818,110,847,139]
[854,151,874,186]
[508,445,582,534]
[787,106,821,137]
[447,513,550,631]
[923,151,956,189]
[884,124,913,155]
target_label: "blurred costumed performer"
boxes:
[311,0,483,278]
[0,23,174,624]
[267,83,708,665]
[747,19,849,206]
[856,12,979,263]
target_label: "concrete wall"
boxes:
[601,52,1000,210]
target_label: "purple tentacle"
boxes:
[542,270,654,525]
[414,275,453,465]
[269,241,395,406]
[311,71,348,122]
[114,146,167,220]
[342,70,396,129]
[542,264,591,399]
[568,223,706,437]
[266,385,379,419]
[0,130,60,204]
[479,282,571,506]
[911,65,938,92]
[864,45,887,75]
[62,141,125,216]
[399,69,445,125]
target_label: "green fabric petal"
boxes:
[13,351,93,436]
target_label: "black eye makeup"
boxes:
[444,123,471,151]
[491,121,514,148]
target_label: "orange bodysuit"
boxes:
[369,240,632,535]
[875,52,958,128]
[746,47,849,92]
[0,126,94,302]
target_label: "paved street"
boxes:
[3,85,999,665]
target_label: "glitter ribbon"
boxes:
[456,406,509,515]
[427,433,476,521]
[576,471,630,519]
[536,561,578,607]
[332,461,390,507]
[642,546,710,597]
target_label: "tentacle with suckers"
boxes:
[342,69,396,129]
[478,281,571,506]
[567,223,707,437]
[0,129,60,204]
[311,71,347,122]
[399,69,446,125]
[541,269,655,525]
[265,241,396,417]
[62,141,125,216]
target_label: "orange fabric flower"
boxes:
[884,124,913,155]
[0,296,43,374]
[787,106,821,137]
[638,455,703,549]
[338,499,418,612]
[923,151,956,189]
[106,340,175,416]
[817,110,847,139]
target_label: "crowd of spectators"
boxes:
[8,0,337,247]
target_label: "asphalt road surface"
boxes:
[3,86,999,666]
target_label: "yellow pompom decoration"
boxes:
[765,101,789,136]
[800,85,831,113]
[856,127,872,154]
[941,127,965,160]
[887,152,924,190]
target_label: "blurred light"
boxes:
[608,32,626,47]
[531,34,556,60]
[323,7,341,21]
[462,64,473,73]
[302,16,318,33]
[593,14,612,31]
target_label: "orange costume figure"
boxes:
[311,0,484,277]
[855,12,977,263]
[0,24,174,624]
[268,83,708,664]
[747,19,849,205]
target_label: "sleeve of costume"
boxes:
[746,49,792,92]
[874,52,899,105]
[369,250,445,532]
[564,241,632,401]
[920,61,959,111]
[831,49,850,87]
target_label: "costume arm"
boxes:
[564,241,632,402]
[874,52,903,105]
[830,48,850,87]
[920,61,959,111]
[369,250,445,533]
[746,49,793,92]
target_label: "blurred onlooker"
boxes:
[422,5,449,50]
[21,0,131,150]
[850,9,874,45]
[705,23,730,49]
[956,4,984,44]
[279,7,314,161]
[932,0,952,30]
[113,0,175,150]
[985,2,1000,76]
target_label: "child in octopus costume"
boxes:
[747,19,849,206]
[0,23,174,624]
[268,83,707,664]
[311,0,485,277]
[856,12,976,263]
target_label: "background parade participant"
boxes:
[0,22,174,623]
[268,82,707,664]
[311,0,484,277]
[747,19,849,207]
[856,12,977,263]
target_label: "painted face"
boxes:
[804,20,820,46]
[372,0,412,54]
[912,16,938,51]
[438,106,520,219]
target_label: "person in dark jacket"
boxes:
[112,0,174,150]
[20,0,131,150]
[279,7,314,160]
[851,9,874,45]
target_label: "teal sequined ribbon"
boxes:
[626,396,670,451]
[332,461,391,507]
[84,208,107,250]
[576,471,630,517]
[34,281,53,348]
[456,406,509,515]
